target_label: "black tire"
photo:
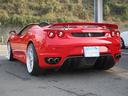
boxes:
[94,56,116,70]
[26,43,40,75]
[120,38,125,49]
[7,42,14,61]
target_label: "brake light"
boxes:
[57,31,65,38]
[48,32,55,38]
[116,31,120,36]
[111,31,115,37]
[111,31,120,37]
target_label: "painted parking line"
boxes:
[121,52,128,55]
[0,54,6,56]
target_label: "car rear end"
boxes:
[39,22,121,70]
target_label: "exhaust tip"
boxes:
[54,58,60,63]
[115,54,121,59]
[45,57,61,64]
[47,58,54,63]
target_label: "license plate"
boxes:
[84,46,100,57]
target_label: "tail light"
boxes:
[115,31,120,36]
[111,31,120,37]
[48,32,55,38]
[57,31,65,38]
[111,31,115,37]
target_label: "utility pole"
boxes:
[94,0,103,23]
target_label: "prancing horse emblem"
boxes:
[88,33,91,37]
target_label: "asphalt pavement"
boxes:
[0,46,128,96]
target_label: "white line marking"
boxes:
[121,52,128,55]
[0,55,7,58]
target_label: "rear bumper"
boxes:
[37,38,121,69]
[62,54,119,69]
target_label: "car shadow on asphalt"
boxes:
[0,56,127,82]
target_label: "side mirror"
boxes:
[9,31,17,35]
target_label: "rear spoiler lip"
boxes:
[49,22,118,29]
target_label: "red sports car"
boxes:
[7,22,121,75]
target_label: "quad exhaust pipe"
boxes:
[47,58,54,63]
[45,57,61,64]
[115,54,121,59]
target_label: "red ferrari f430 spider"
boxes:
[7,22,121,75]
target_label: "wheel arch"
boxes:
[7,39,11,45]
[7,40,12,49]
[27,41,34,47]
[27,40,40,57]
[120,37,125,48]
[7,40,10,43]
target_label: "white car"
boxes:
[120,31,128,48]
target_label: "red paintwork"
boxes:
[8,22,121,69]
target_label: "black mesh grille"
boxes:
[72,32,105,37]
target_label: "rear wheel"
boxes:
[94,56,116,70]
[7,42,14,61]
[26,43,40,75]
